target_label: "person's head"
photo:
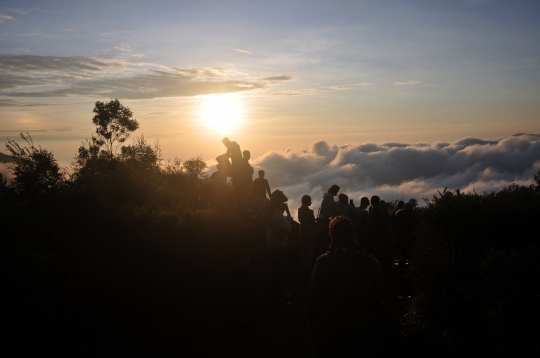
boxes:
[301,194,312,206]
[360,197,370,208]
[338,193,348,205]
[396,200,405,210]
[270,189,288,209]
[380,200,386,207]
[328,184,340,196]
[258,170,265,178]
[329,216,355,245]
[370,195,380,206]
[221,137,230,146]
[243,150,250,160]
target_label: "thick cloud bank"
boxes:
[250,134,540,216]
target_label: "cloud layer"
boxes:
[248,134,540,216]
[0,55,292,103]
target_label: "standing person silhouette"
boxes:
[356,197,370,247]
[239,150,254,192]
[252,170,272,199]
[306,216,384,357]
[316,185,340,257]
[298,195,316,267]
[264,190,293,306]
[368,196,392,274]
[222,137,242,188]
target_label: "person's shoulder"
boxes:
[315,252,331,265]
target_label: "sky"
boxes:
[1,0,539,210]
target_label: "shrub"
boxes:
[403,184,540,356]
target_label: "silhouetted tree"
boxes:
[120,135,161,171]
[73,99,139,170]
[92,99,139,156]
[408,198,418,208]
[182,156,207,179]
[5,133,63,196]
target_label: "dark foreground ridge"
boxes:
[1,100,539,357]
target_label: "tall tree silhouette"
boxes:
[92,99,139,156]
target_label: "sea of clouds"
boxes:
[246,134,540,218]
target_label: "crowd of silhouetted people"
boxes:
[212,137,418,357]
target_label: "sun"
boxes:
[199,94,245,133]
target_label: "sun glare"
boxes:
[199,94,245,133]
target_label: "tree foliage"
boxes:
[403,185,540,356]
[5,133,63,197]
[91,98,139,156]
[182,155,207,179]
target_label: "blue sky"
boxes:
[1,0,539,165]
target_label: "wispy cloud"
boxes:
[148,112,170,115]
[0,129,47,132]
[0,14,13,23]
[4,8,28,15]
[0,99,58,107]
[0,55,272,100]
[328,85,354,90]
[54,126,75,131]
[394,80,422,86]
[261,75,293,82]
[115,43,134,52]
[232,48,252,54]
[355,82,375,86]
[268,88,317,96]
[17,30,55,37]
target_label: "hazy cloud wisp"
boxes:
[0,55,289,102]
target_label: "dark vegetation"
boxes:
[403,183,540,357]
[1,99,539,356]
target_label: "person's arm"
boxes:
[265,180,271,198]
[283,203,291,217]
[308,209,316,226]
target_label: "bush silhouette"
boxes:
[403,183,540,356]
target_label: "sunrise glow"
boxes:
[199,94,245,133]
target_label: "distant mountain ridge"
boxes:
[0,152,14,163]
